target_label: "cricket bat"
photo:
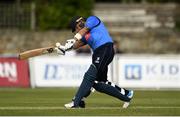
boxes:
[19,46,56,60]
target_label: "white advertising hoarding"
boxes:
[118,55,180,88]
[30,56,91,87]
[29,54,180,88]
[29,55,112,87]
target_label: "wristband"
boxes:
[74,33,82,40]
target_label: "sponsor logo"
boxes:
[125,65,142,80]
[44,64,88,80]
[145,64,179,75]
[124,63,180,80]
[95,57,100,64]
[0,62,17,82]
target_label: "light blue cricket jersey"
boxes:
[81,16,113,51]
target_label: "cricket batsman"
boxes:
[56,16,134,108]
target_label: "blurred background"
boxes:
[0,0,180,89]
[0,0,179,54]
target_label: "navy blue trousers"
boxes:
[92,42,114,82]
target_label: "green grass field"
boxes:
[0,88,180,116]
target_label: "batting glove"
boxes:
[64,39,76,51]
[55,42,65,55]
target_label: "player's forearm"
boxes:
[74,27,89,40]
[78,27,89,36]
[57,27,88,52]
[72,40,84,49]
[72,27,88,49]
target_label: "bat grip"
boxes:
[47,48,54,53]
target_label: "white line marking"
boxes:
[0,106,180,110]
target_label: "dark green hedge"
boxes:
[35,0,94,30]
[96,0,180,3]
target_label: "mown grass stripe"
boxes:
[0,106,180,110]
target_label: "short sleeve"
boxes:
[85,16,100,30]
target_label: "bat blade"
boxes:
[19,46,55,60]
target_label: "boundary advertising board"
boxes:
[30,55,112,87]
[0,57,29,87]
[117,55,180,88]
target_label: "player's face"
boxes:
[74,21,84,33]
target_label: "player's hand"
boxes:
[55,42,65,55]
[64,39,76,51]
